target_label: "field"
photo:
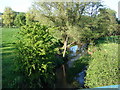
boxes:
[1,28,20,88]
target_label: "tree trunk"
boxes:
[63,36,68,58]
[62,36,68,77]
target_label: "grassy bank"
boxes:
[67,35,119,88]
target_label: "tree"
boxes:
[96,8,117,36]
[2,7,16,27]
[0,13,3,27]
[31,1,118,79]
[32,1,103,56]
[79,8,118,43]
[116,18,120,35]
[26,11,36,25]
[14,12,26,27]
[31,1,104,78]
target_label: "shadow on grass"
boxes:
[2,42,16,47]
[2,43,21,88]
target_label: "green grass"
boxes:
[2,28,19,46]
[1,28,21,88]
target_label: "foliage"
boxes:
[80,8,117,43]
[0,14,2,26]
[16,22,61,88]
[85,43,119,88]
[2,7,16,27]
[31,1,118,48]
[96,8,117,36]
[14,12,26,27]
[67,54,91,83]
[32,1,103,44]
[94,35,120,45]
[26,11,36,25]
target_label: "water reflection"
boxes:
[55,43,88,88]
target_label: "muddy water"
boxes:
[55,44,88,88]
[55,66,72,88]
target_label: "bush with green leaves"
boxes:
[14,12,26,27]
[85,43,119,88]
[16,22,61,88]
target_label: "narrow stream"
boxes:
[55,66,72,88]
[55,43,88,88]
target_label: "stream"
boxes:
[55,43,88,88]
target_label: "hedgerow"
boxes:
[85,43,119,88]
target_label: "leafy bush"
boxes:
[85,43,119,88]
[14,12,26,27]
[16,22,60,88]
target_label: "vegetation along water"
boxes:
[1,0,120,89]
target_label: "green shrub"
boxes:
[85,43,119,88]
[16,22,60,88]
[14,12,26,27]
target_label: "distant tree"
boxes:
[2,7,16,27]
[116,18,120,24]
[26,11,36,25]
[96,8,117,36]
[0,13,3,27]
[14,12,26,27]
[116,18,120,35]
[80,8,118,42]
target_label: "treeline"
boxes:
[0,7,36,28]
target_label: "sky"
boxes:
[0,0,34,12]
[0,0,119,17]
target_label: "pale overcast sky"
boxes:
[0,0,119,17]
[0,0,34,12]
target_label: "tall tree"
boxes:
[31,1,103,78]
[32,1,103,54]
[2,7,15,27]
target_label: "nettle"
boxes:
[16,22,60,88]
